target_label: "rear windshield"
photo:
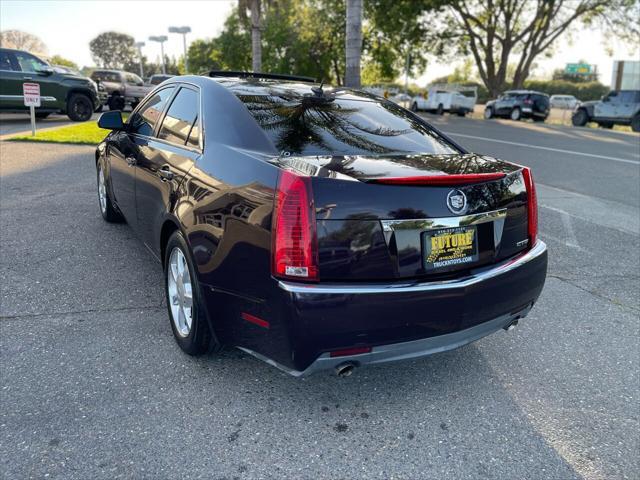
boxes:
[235,92,458,156]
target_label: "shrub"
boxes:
[522,80,609,101]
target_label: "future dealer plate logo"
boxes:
[446,189,468,215]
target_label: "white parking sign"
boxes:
[23,83,41,107]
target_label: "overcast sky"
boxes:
[1,0,637,87]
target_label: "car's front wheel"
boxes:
[572,109,589,126]
[97,161,123,223]
[67,93,93,122]
[165,231,220,356]
[484,107,494,119]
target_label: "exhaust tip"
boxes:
[503,319,519,332]
[335,362,356,377]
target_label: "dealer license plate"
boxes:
[423,226,479,271]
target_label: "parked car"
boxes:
[90,69,152,111]
[148,74,175,86]
[484,90,549,122]
[550,94,579,109]
[95,72,547,377]
[411,85,477,116]
[572,90,640,131]
[0,47,102,121]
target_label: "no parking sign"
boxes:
[23,82,40,135]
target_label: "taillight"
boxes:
[272,170,319,281]
[521,167,538,246]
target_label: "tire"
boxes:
[598,122,613,129]
[533,116,545,122]
[436,104,444,115]
[96,160,124,223]
[67,93,93,122]
[572,109,589,127]
[484,107,494,119]
[164,231,220,356]
[411,102,418,112]
[510,108,521,121]
[632,116,640,133]
[108,94,125,111]
[456,110,466,117]
[35,112,50,119]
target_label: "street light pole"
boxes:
[134,41,145,79]
[148,35,168,74]
[169,26,191,74]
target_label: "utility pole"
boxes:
[149,35,168,74]
[134,41,145,79]
[169,26,191,74]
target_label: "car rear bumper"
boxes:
[258,240,547,376]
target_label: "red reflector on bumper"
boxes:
[367,173,506,186]
[241,312,270,329]
[329,346,372,358]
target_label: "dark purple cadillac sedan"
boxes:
[95,72,547,377]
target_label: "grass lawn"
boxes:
[10,120,109,145]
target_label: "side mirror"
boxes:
[36,66,54,76]
[98,111,124,130]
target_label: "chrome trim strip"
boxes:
[380,208,506,232]
[0,95,57,102]
[278,240,546,295]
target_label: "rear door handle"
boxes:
[158,166,174,181]
[125,156,136,166]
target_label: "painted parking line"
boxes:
[443,131,640,165]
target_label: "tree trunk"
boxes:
[345,0,362,88]
[251,0,261,72]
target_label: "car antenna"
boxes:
[311,79,325,97]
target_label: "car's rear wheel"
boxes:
[436,104,444,115]
[67,94,93,122]
[108,94,125,111]
[97,161,123,223]
[572,109,589,127]
[632,115,640,132]
[510,108,521,121]
[484,107,494,119]
[165,231,220,356]
[411,102,418,112]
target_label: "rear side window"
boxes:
[0,51,18,71]
[236,93,456,156]
[158,87,200,148]
[129,87,175,136]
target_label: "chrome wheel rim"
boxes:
[98,167,107,213]
[167,247,193,337]
[484,109,491,119]
[511,109,520,120]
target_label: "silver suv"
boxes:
[572,90,640,131]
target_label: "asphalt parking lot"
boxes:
[1,116,638,479]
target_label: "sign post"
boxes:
[23,83,41,136]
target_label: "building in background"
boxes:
[611,61,640,90]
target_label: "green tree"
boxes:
[89,31,136,69]
[0,30,47,55]
[441,0,640,96]
[49,55,78,69]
